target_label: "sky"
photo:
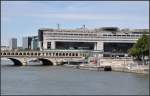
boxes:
[1,1,149,46]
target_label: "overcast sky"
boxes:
[1,1,149,46]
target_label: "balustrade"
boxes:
[1,51,85,58]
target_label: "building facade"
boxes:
[38,27,149,56]
[9,38,17,50]
[22,37,32,50]
[31,36,39,50]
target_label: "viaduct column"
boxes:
[94,42,97,50]
[51,41,56,49]
[97,41,104,57]
[97,41,103,51]
[22,57,27,66]
[43,41,47,50]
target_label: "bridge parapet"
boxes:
[1,50,90,58]
[1,50,91,66]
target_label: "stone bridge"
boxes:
[1,50,89,66]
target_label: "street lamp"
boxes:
[124,54,128,71]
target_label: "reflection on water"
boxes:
[1,60,149,95]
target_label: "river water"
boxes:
[1,59,149,95]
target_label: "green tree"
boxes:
[128,34,149,61]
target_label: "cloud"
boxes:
[2,1,148,23]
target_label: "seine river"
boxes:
[1,59,149,95]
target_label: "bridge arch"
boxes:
[38,58,53,66]
[8,58,23,66]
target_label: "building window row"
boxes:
[103,34,141,37]
[44,35,99,39]
[45,38,98,41]
[43,33,97,36]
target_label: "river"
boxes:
[1,59,149,95]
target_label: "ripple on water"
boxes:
[1,63,149,95]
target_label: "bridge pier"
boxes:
[22,58,27,66]
[22,61,27,66]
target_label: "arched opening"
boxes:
[59,53,61,56]
[27,53,29,55]
[53,53,55,56]
[34,53,37,55]
[49,53,51,56]
[69,53,71,56]
[3,53,6,55]
[23,53,26,55]
[76,53,78,56]
[8,58,23,66]
[63,53,65,56]
[38,58,53,66]
[56,53,58,56]
[66,53,68,56]
[11,53,14,55]
[31,53,33,56]
[19,53,22,55]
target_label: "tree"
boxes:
[128,34,149,61]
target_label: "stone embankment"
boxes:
[63,58,149,74]
[63,63,149,74]
[112,65,149,74]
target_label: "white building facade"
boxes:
[38,27,149,56]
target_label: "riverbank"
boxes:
[63,64,149,74]
[112,67,149,74]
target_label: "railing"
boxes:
[1,50,90,58]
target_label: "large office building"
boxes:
[31,36,39,50]
[22,37,32,50]
[9,38,17,50]
[38,27,149,56]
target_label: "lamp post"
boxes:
[124,54,128,71]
